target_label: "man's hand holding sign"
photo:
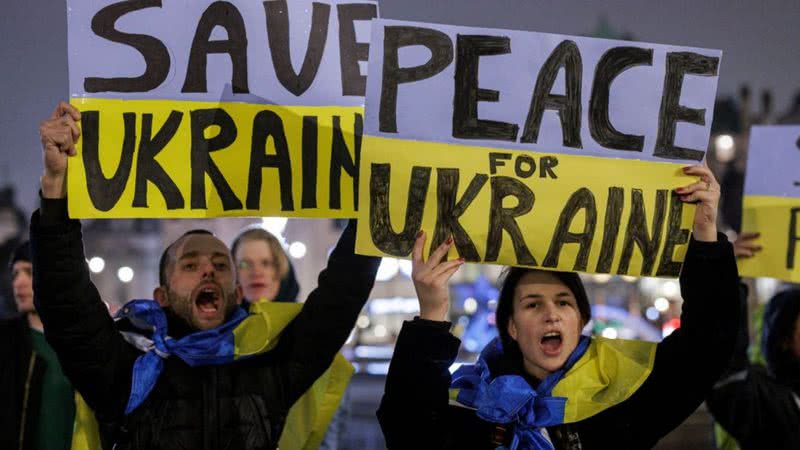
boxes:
[40,102,81,199]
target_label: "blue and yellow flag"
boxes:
[72,301,351,450]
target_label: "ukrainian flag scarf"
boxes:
[450,336,657,450]
[71,299,352,450]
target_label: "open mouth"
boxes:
[540,331,563,356]
[194,285,221,315]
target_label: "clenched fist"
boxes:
[39,102,81,198]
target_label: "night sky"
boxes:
[2,0,798,215]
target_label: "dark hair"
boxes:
[158,229,214,286]
[762,288,800,379]
[495,268,592,364]
[9,241,31,268]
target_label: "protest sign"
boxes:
[739,126,800,282]
[356,20,721,276]
[67,0,377,218]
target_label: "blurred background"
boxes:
[2,1,799,448]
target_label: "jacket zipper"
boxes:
[19,354,36,450]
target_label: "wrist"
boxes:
[420,304,449,322]
[692,226,717,242]
[41,174,66,199]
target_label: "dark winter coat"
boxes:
[378,235,740,449]
[30,197,379,450]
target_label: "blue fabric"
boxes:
[117,300,249,415]
[451,335,590,450]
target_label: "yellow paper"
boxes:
[67,98,362,218]
[356,136,697,277]
[739,195,800,282]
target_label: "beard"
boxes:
[164,285,239,331]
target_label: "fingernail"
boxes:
[416,230,424,238]
[682,166,690,172]
[674,187,684,193]
[446,236,454,245]
[458,257,465,263]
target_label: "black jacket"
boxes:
[706,286,800,450]
[378,235,740,449]
[30,198,380,450]
[0,317,46,450]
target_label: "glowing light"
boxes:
[261,217,288,236]
[356,315,370,329]
[714,134,735,162]
[376,258,399,281]
[88,257,105,273]
[117,266,134,283]
[645,307,660,321]
[654,297,670,312]
[601,327,618,339]
[288,241,307,259]
[592,274,612,284]
[463,297,478,315]
[661,281,679,298]
[373,324,387,338]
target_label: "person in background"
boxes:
[1,241,75,450]
[707,231,800,450]
[231,226,298,305]
[232,225,351,450]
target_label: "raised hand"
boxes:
[675,163,721,242]
[39,101,81,198]
[411,231,465,321]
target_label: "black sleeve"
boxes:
[377,318,461,449]
[30,197,139,420]
[274,219,380,404]
[619,233,741,447]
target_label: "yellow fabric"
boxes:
[554,337,656,423]
[279,353,354,450]
[70,301,352,450]
[233,301,305,357]
[448,337,657,424]
[71,393,101,450]
[714,423,742,450]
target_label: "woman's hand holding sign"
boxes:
[411,231,465,322]
[676,163,721,242]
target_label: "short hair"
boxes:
[158,229,214,287]
[230,226,289,279]
[495,268,592,368]
[9,241,31,269]
[762,288,800,378]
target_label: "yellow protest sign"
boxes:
[67,0,378,219]
[67,99,362,218]
[356,20,721,276]
[737,126,800,282]
[739,196,800,282]
[356,136,697,277]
